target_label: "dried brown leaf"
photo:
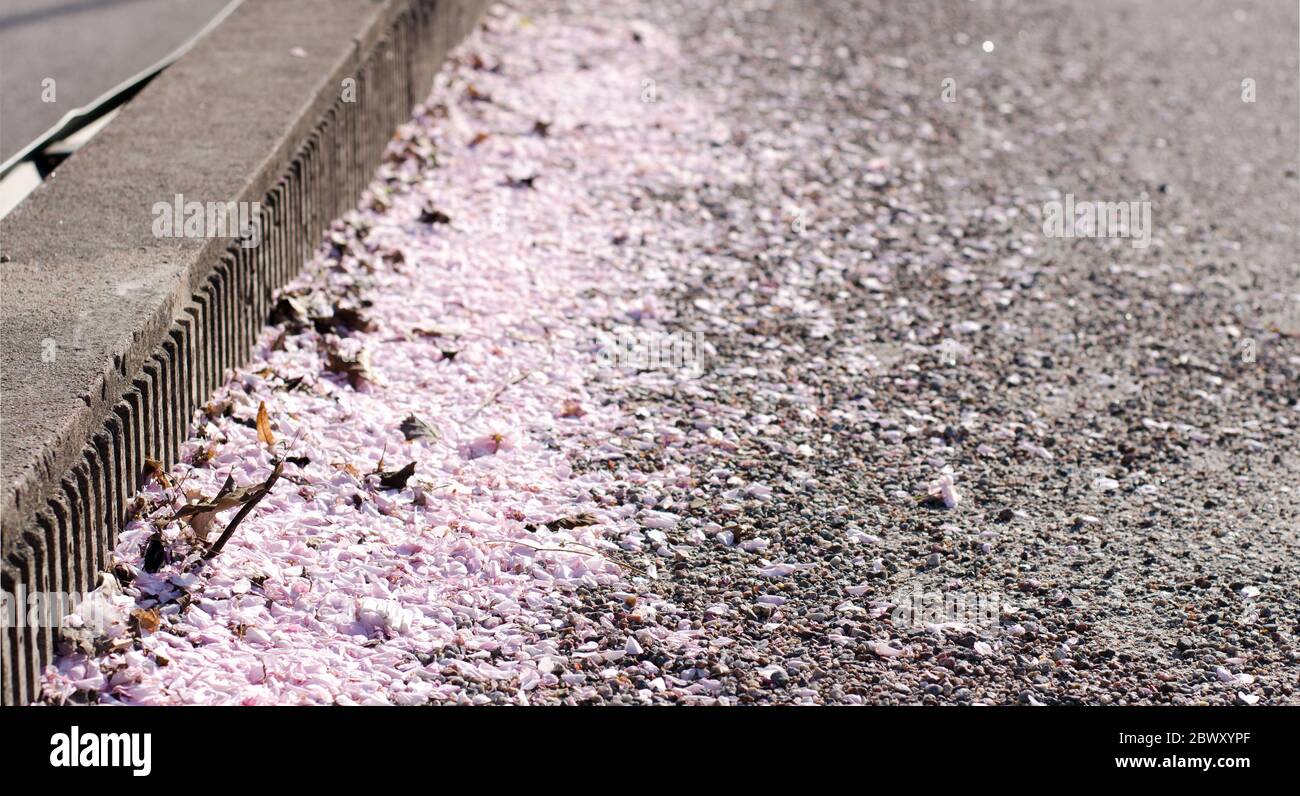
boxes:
[177,474,243,541]
[256,401,275,447]
[142,457,173,488]
[143,533,166,573]
[326,347,375,389]
[376,461,416,490]
[131,608,161,633]
[546,512,599,532]
[419,204,452,225]
[313,305,374,335]
[270,295,310,328]
[400,414,440,442]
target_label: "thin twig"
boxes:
[204,460,283,560]
[490,539,649,577]
[468,369,535,420]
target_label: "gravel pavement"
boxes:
[43,0,1299,705]
[557,0,1300,705]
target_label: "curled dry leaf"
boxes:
[332,461,363,478]
[546,512,599,532]
[326,346,375,389]
[419,204,452,225]
[142,457,173,488]
[189,441,218,468]
[313,305,374,335]
[400,414,440,442]
[467,52,500,72]
[505,172,538,190]
[270,295,311,328]
[176,474,243,541]
[377,461,417,490]
[256,401,275,447]
[142,533,166,573]
[386,130,437,167]
[131,608,162,634]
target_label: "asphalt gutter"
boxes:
[0,0,488,704]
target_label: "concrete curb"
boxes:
[0,0,489,705]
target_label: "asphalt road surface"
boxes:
[0,0,234,166]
